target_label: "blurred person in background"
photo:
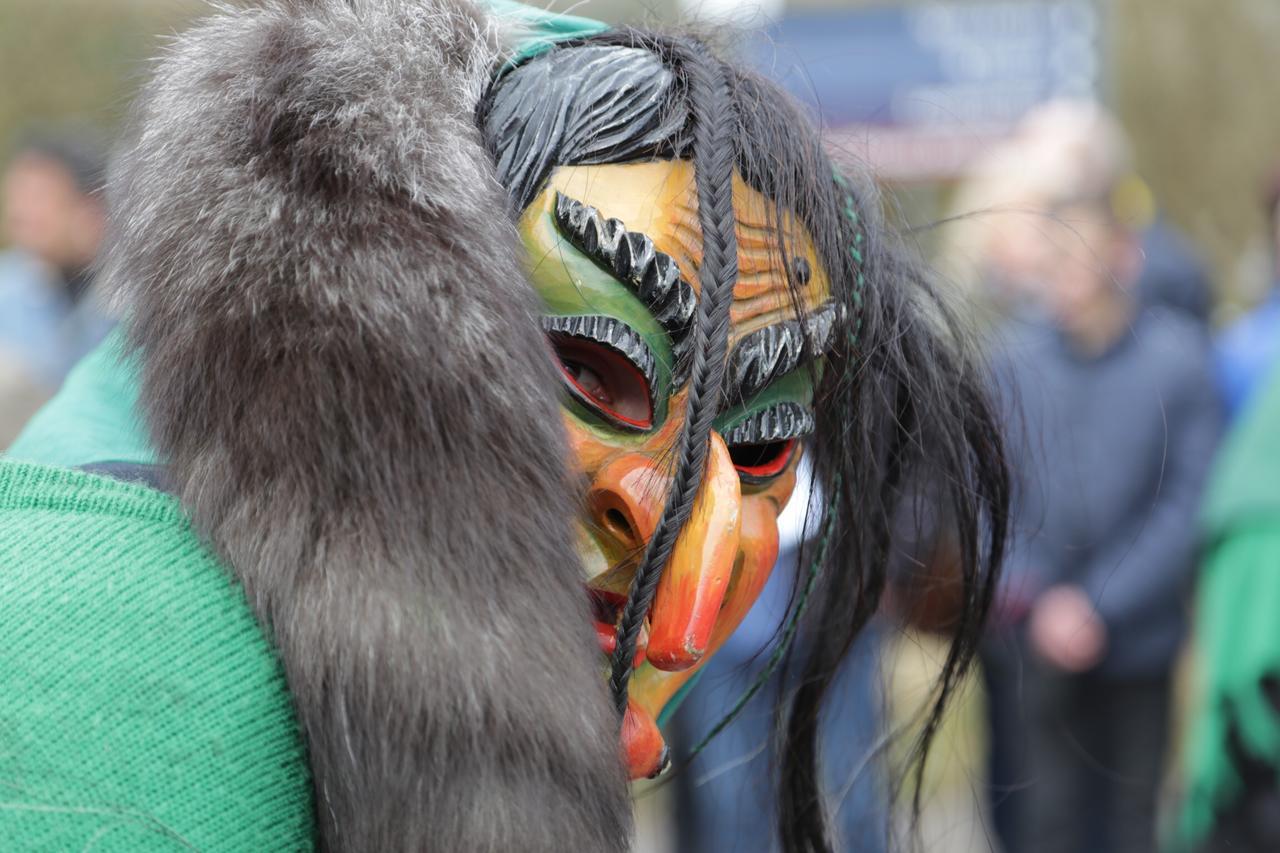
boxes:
[0,130,112,442]
[1176,360,1280,852]
[941,104,1211,340]
[946,99,1212,852]
[987,102,1223,853]
[670,459,888,853]
[1215,167,1280,419]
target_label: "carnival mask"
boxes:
[518,159,834,778]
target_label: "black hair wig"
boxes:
[481,33,1010,853]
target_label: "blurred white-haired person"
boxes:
[978,100,1222,853]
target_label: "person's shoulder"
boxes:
[1130,309,1225,418]
[7,330,155,469]
[1218,295,1280,361]
[0,458,315,850]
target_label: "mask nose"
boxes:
[587,455,666,558]
[584,437,743,672]
[645,433,741,671]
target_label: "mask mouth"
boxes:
[587,587,648,668]
[652,744,672,779]
[591,586,669,779]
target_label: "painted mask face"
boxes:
[518,160,833,779]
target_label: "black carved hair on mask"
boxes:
[480,35,1009,853]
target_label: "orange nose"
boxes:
[645,434,741,670]
[584,437,742,672]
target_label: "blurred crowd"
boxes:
[0,129,112,443]
[947,100,1280,853]
[3,92,1280,853]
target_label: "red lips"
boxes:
[587,587,667,778]
[588,587,647,668]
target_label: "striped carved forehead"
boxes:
[540,160,832,341]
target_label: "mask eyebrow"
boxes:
[721,301,841,409]
[722,401,815,446]
[553,192,697,374]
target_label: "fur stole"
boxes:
[100,1,632,849]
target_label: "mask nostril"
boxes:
[604,507,632,541]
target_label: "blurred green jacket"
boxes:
[1178,360,1280,850]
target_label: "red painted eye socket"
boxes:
[728,438,796,481]
[550,335,653,429]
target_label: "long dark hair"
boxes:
[481,33,1010,852]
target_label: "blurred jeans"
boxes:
[669,555,887,853]
[983,642,1033,853]
[1023,664,1169,853]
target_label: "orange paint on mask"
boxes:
[519,159,830,780]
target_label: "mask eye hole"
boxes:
[728,438,796,482]
[550,334,653,430]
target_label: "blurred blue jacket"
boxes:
[1216,288,1280,420]
[0,250,112,387]
[994,308,1224,678]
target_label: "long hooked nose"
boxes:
[645,434,741,671]
[584,436,743,672]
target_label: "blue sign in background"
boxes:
[749,1,1097,129]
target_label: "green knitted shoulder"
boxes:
[0,459,313,851]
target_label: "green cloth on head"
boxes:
[488,0,607,63]
[0,459,313,850]
[1178,362,1280,848]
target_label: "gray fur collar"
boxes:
[102,1,631,849]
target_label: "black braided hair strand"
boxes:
[607,38,740,715]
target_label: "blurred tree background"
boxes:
[0,0,198,152]
[1107,0,1280,311]
[2,0,1278,311]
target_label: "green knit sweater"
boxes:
[0,459,315,850]
[1,333,315,848]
